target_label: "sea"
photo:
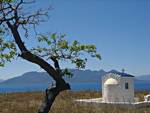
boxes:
[0,82,150,93]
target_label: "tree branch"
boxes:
[6,22,61,81]
[50,57,60,70]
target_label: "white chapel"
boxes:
[102,70,135,103]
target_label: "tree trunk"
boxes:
[6,22,71,113]
[38,87,59,113]
[38,82,70,113]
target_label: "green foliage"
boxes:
[63,68,73,78]
[0,39,17,67]
[58,40,68,49]
[0,0,13,2]
[0,29,17,67]
[32,33,101,77]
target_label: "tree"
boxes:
[0,0,101,113]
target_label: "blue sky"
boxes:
[0,0,150,80]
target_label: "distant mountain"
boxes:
[64,69,106,83]
[0,79,4,83]
[136,74,150,81]
[0,69,150,88]
[0,71,52,85]
[0,69,106,86]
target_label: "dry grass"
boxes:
[0,91,150,113]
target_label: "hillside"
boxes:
[0,69,150,87]
[0,69,106,85]
[136,74,150,81]
[0,79,4,83]
[0,72,52,85]
[0,69,150,92]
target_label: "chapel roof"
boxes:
[107,70,134,77]
[104,78,119,85]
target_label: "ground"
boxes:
[0,91,150,113]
